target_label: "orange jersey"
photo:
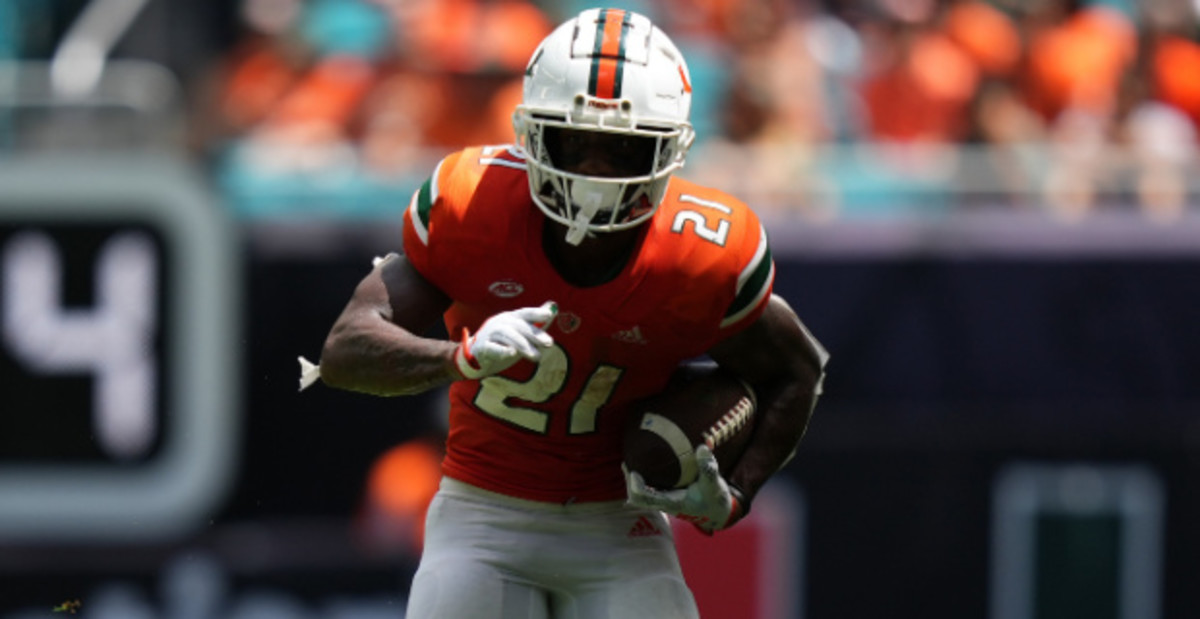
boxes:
[401,145,774,503]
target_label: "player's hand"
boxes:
[624,445,744,534]
[454,301,557,380]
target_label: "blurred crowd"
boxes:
[194,0,1200,220]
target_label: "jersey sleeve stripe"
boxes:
[407,187,429,245]
[721,226,774,328]
[407,158,445,246]
[737,224,769,291]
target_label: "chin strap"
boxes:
[564,211,591,245]
[564,180,622,245]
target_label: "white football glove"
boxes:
[625,444,741,534]
[455,301,557,379]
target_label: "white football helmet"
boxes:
[513,8,696,245]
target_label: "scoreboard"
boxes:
[0,156,238,542]
[1,223,166,463]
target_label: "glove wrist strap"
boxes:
[454,328,485,380]
[728,483,750,523]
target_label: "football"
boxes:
[623,364,758,489]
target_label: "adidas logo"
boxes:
[611,325,647,345]
[628,515,662,537]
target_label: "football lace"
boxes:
[702,396,755,450]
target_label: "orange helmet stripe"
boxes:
[588,9,629,99]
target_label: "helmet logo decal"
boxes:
[585,98,621,111]
[588,8,631,99]
[525,47,543,77]
[678,64,692,94]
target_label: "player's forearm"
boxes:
[727,371,821,503]
[319,319,459,396]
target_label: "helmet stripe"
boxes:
[614,11,629,97]
[587,8,629,99]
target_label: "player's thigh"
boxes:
[407,560,549,619]
[556,524,699,619]
[609,573,698,619]
[561,573,699,619]
[407,487,550,619]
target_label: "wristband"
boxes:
[454,328,485,380]
[728,483,751,521]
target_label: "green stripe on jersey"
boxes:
[415,176,434,229]
[725,245,773,322]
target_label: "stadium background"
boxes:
[2,0,1199,617]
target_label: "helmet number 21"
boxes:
[473,343,624,435]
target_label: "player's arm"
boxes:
[318,253,459,396]
[707,293,828,516]
[624,293,826,532]
[316,253,558,396]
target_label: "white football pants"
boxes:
[405,477,700,619]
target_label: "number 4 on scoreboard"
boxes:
[2,231,158,459]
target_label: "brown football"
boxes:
[623,364,757,489]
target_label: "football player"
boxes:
[312,8,828,618]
